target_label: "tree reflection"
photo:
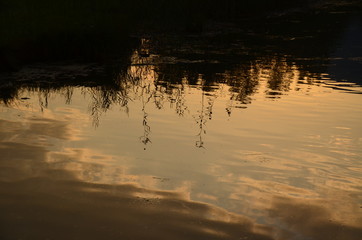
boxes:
[1,9,360,147]
[0,50,340,148]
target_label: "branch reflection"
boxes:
[2,16,361,147]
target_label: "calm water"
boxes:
[1,9,362,240]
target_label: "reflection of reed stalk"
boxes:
[170,88,187,116]
[194,89,214,148]
[139,84,153,149]
[140,109,151,149]
[195,91,205,148]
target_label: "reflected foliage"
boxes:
[1,3,362,238]
[1,3,362,147]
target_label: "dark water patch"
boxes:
[1,0,361,71]
[269,196,362,240]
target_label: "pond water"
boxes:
[1,9,362,240]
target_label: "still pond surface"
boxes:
[1,12,362,240]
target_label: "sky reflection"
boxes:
[0,113,361,239]
[1,9,362,239]
[1,55,361,238]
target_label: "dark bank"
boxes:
[1,0,360,69]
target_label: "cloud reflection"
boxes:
[1,114,361,240]
[0,119,275,240]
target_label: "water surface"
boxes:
[1,7,362,240]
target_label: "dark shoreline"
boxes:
[1,0,361,71]
[0,0,361,105]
